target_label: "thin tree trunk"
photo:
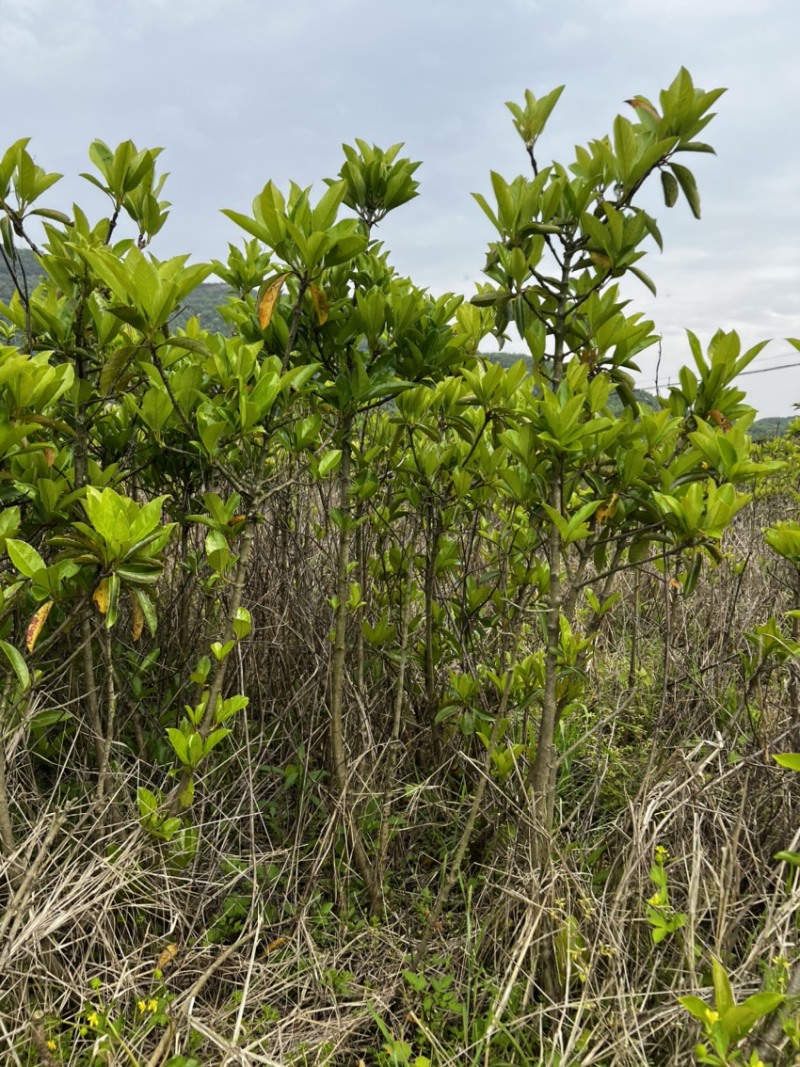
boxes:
[528,473,563,852]
[423,503,442,765]
[329,420,381,913]
[527,246,573,859]
[81,618,107,797]
[0,737,15,856]
[377,588,413,878]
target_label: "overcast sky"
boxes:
[5,0,800,416]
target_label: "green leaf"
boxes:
[721,1004,757,1044]
[774,850,800,866]
[679,141,716,154]
[0,640,29,690]
[190,656,211,685]
[6,538,46,580]
[683,552,703,597]
[739,991,784,1018]
[628,538,651,564]
[541,504,571,540]
[677,995,712,1022]
[131,587,158,637]
[187,732,203,766]
[232,607,251,640]
[774,752,800,771]
[722,994,783,1043]
[139,386,174,434]
[137,787,158,819]
[661,169,679,208]
[30,708,71,729]
[203,728,231,756]
[159,817,182,841]
[215,694,249,723]
[670,162,701,219]
[100,344,141,395]
[711,957,734,1017]
[628,265,657,297]
[403,970,427,992]
[317,449,342,478]
[167,728,190,765]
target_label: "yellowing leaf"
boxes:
[26,601,54,652]
[43,447,56,467]
[131,593,144,642]
[596,493,619,525]
[310,285,329,325]
[589,251,611,271]
[93,578,111,616]
[258,273,289,330]
[625,96,661,122]
[156,943,179,970]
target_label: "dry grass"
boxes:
[2,495,799,1066]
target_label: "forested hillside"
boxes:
[0,74,798,1067]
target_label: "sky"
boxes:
[4,0,800,416]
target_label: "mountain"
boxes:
[748,416,795,441]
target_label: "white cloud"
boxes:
[601,0,777,23]
[3,0,799,415]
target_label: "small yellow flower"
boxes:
[46,1040,57,1051]
[137,999,146,1013]
[86,1010,99,1028]
[647,893,663,906]
[655,845,669,860]
[147,998,158,1014]
[704,1008,720,1025]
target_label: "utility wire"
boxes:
[638,359,800,393]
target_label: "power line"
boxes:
[638,359,800,393]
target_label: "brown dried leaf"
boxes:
[26,601,54,652]
[131,594,144,643]
[261,936,289,957]
[708,409,732,433]
[625,96,661,122]
[156,943,179,970]
[257,273,289,330]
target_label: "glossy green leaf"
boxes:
[774,752,800,771]
[0,640,29,690]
